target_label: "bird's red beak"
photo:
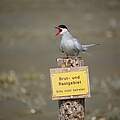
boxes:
[55,26,62,36]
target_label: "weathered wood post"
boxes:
[57,57,85,120]
[50,57,90,120]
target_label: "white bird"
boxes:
[55,25,99,56]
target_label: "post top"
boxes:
[56,57,84,67]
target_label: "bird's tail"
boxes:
[81,43,100,51]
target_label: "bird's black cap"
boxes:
[58,25,68,29]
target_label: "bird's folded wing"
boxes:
[73,38,82,50]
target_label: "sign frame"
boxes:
[50,66,90,100]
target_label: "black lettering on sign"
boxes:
[59,77,70,81]
[72,75,80,80]
[59,81,81,86]
[64,89,72,92]
[56,90,63,93]
[73,88,85,91]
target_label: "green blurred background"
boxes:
[0,0,120,120]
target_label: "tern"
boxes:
[55,25,99,56]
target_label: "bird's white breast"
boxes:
[61,39,76,55]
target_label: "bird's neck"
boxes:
[61,31,73,40]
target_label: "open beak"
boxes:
[55,26,62,36]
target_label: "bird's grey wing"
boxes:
[72,38,83,55]
[73,38,82,51]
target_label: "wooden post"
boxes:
[57,57,85,120]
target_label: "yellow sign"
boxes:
[50,66,90,100]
